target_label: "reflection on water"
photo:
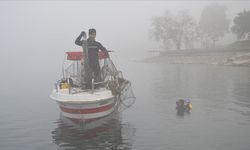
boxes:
[1,58,250,150]
[176,109,191,117]
[229,75,250,119]
[51,112,135,150]
[151,64,250,120]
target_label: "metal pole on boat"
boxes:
[55,82,58,92]
[91,78,94,94]
[62,54,67,78]
[67,78,71,94]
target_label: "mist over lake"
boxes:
[1,1,250,150]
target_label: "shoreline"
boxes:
[142,48,250,66]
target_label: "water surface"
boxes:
[1,58,250,150]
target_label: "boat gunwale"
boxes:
[50,88,115,104]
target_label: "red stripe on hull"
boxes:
[59,103,113,114]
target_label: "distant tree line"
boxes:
[151,3,250,50]
[231,9,250,40]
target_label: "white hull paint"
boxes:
[50,88,118,122]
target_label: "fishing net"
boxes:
[99,58,136,112]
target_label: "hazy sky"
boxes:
[0,0,250,63]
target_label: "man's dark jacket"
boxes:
[75,36,107,76]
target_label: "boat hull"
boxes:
[57,99,116,122]
[50,88,117,122]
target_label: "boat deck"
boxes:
[50,87,114,103]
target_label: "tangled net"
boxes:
[99,58,136,112]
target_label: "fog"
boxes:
[0,1,250,73]
[1,2,250,149]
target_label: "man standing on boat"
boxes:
[75,28,109,87]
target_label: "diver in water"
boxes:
[176,99,192,115]
[176,99,185,116]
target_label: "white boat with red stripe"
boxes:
[50,50,121,122]
[50,87,117,122]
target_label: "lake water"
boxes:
[1,57,250,150]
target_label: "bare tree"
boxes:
[178,11,197,49]
[231,9,250,40]
[151,10,197,50]
[199,3,230,47]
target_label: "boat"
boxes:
[50,50,135,122]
